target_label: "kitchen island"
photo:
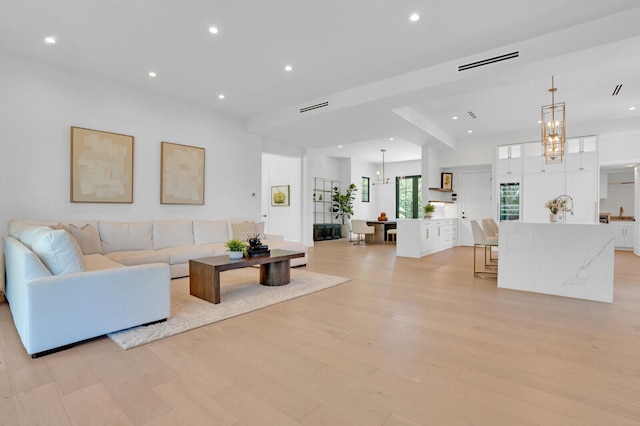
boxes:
[498,222,615,303]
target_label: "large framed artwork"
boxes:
[271,185,290,206]
[160,141,205,205]
[70,126,134,203]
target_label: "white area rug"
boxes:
[108,268,350,350]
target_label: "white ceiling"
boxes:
[2,0,640,164]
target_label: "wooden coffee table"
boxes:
[189,249,305,304]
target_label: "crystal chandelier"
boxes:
[541,76,566,164]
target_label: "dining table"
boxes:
[365,220,397,244]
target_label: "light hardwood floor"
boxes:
[1,240,639,425]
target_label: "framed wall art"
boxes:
[161,141,205,205]
[271,185,290,206]
[441,172,453,190]
[70,126,134,203]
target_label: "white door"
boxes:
[261,171,270,234]
[458,170,493,246]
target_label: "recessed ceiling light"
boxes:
[284,65,293,72]
[44,36,56,44]
[629,106,637,111]
[209,26,218,34]
[452,116,458,120]
[338,145,343,148]
[467,130,473,133]
[389,137,394,141]
[148,71,157,77]
[410,13,420,22]
[218,94,225,99]
[538,120,542,124]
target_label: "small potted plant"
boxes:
[224,239,247,259]
[423,203,436,219]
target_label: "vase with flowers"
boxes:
[545,197,566,222]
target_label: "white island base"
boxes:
[498,222,615,303]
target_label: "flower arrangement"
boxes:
[545,197,566,215]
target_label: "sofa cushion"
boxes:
[153,220,194,250]
[69,223,102,255]
[157,245,217,265]
[84,254,125,271]
[193,220,229,245]
[105,250,170,266]
[99,221,153,254]
[30,229,86,275]
[230,221,265,242]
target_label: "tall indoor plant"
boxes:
[332,183,357,238]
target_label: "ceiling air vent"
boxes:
[458,51,519,72]
[468,111,477,119]
[612,84,623,96]
[299,101,329,113]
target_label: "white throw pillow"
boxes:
[30,229,86,275]
[69,223,102,255]
[17,225,52,248]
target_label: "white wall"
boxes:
[0,51,263,291]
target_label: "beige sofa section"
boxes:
[8,219,308,278]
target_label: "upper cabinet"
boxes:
[496,144,522,176]
[522,142,564,174]
[565,137,597,171]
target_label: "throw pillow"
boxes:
[232,221,257,242]
[69,223,102,255]
[30,229,86,275]
[17,225,52,248]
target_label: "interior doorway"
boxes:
[457,170,492,246]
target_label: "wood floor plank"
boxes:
[0,239,639,424]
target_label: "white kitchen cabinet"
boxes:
[496,144,523,176]
[565,170,598,224]
[522,172,564,223]
[397,219,458,258]
[613,222,635,249]
[565,137,597,171]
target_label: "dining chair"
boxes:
[350,219,374,245]
[482,218,499,261]
[471,220,498,278]
[386,228,397,243]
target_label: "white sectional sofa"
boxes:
[3,218,307,356]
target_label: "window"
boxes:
[361,177,370,202]
[396,175,422,218]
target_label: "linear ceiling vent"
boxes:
[612,84,623,96]
[300,101,329,113]
[458,51,519,72]
[468,111,477,119]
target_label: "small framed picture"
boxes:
[271,185,290,206]
[441,173,453,190]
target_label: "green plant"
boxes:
[423,203,436,214]
[332,183,357,224]
[224,239,248,256]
